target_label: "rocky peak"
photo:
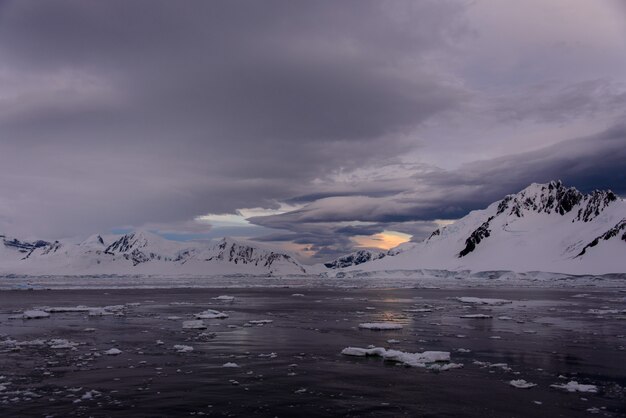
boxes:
[324,249,387,269]
[496,180,582,217]
[574,189,618,222]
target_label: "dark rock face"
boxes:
[105,234,138,254]
[104,233,172,265]
[576,219,626,257]
[2,237,50,252]
[1,235,56,259]
[575,190,617,222]
[324,250,386,269]
[207,240,305,273]
[427,229,441,241]
[459,216,494,258]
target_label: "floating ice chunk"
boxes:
[15,339,46,347]
[402,308,433,313]
[174,345,193,353]
[167,316,182,320]
[258,352,278,358]
[550,381,598,393]
[387,339,400,344]
[460,314,492,319]
[182,320,207,330]
[22,310,50,319]
[213,296,235,301]
[510,379,537,389]
[455,297,511,305]
[341,346,452,369]
[248,320,273,325]
[498,316,513,320]
[88,308,109,316]
[194,309,228,319]
[587,309,619,315]
[291,293,305,297]
[49,339,79,350]
[81,390,101,400]
[222,362,240,368]
[104,348,122,356]
[431,362,464,371]
[358,323,403,330]
[45,306,92,313]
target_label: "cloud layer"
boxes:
[1,0,625,261]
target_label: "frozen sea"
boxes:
[0,278,625,417]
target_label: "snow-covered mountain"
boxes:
[0,230,306,276]
[335,181,626,275]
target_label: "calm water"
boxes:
[0,287,625,417]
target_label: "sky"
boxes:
[1,0,625,263]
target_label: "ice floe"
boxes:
[21,310,50,319]
[460,314,492,319]
[222,362,240,368]
[194,309,228,319]
[358,323,403,330]
[182,320,207,330]
[550,381,598,393]
[213,295,235,301]
[510,379,537,389]
[48,339,79,350]
[104,348,122,356]
[173,345,194,353]
[455,297,511,305]
[341,346,458,369]
[247,320,273,325]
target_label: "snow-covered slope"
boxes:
[324,249,388,269]
[0,230,306,276]
[339,181,626,275]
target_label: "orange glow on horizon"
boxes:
[352,230,411,250]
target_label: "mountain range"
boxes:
[1,181,624,276]
[328,181,625,275]
[0,231,306,276]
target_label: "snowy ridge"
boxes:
[324,249,388,269]
[337,181,626,275]
[0,231,306,276]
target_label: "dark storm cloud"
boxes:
[1,1,625,263]
[249,123,626,250]
[0,0,468,238]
